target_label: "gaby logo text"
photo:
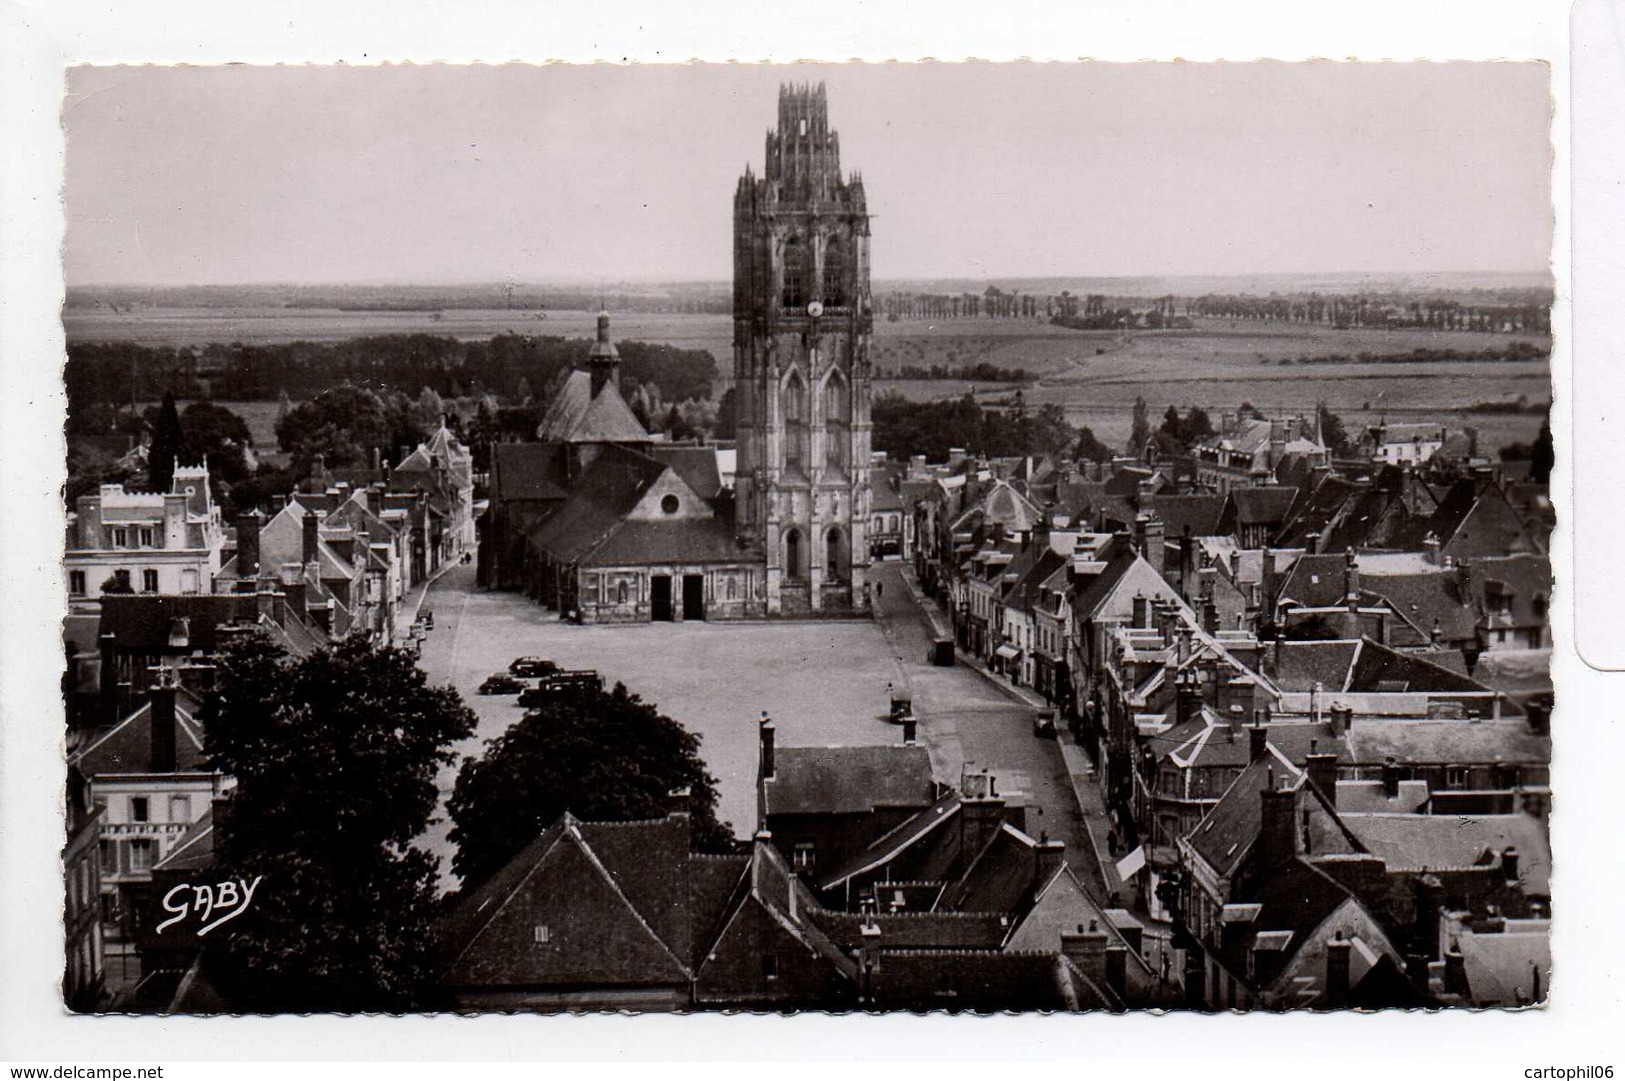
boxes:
[155,876,264,936]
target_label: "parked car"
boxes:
[509,657,561,678]
[1032,709,1057,739]
[518,670,605,708]
[420,609,435,629]
[478,673,526,696]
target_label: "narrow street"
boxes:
[867,562,1106,900]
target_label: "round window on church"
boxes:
[661,494,680,515]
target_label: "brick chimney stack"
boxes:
[148,671,179,774]
[1325,933,1352,1006]
[1249,720,1269,763]
[1306,752,1338,810]
[1258,771,1297,872]
[758,711,776,781]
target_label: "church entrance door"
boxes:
[682,574,705,620]
[651,575,674,621]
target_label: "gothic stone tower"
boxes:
[733,82,874,614]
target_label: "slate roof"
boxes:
[817,910,1010,950]
[73,698,210,777]
[536,369,650,444]
[1346,638,1503,698]
[152,807,216,873]
[1339,813,1551,895]
[867,950,1108,1012]
[763,744,936,817]
[937,822,1043,914]
[1341,719,1550,768]
[438,814,699,988]
[817,792,963,891]
[1457,925,1551,1006]
[1227,486,1299,526]
[525,444,669,563]
[1140,494,1225,539]
[491,442,571,502]
[99,594,274,654]
[1266,640,1363,693]
[650,445,723,501]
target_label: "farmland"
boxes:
[71,305,1552,456]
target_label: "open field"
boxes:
[82,306,1552,456]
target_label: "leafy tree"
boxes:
[146,391,185,492]
[663,403,690,441]
[1530,417,1554,484]
[713,386,738,440]
[275,385,391,471]
[100,572,133,595]
[1073,426,1115,464]
[447,682,733,888]
[1027,403,1075,458]
[179,401,254,483]
[1316,400,1354,457]
[201,631,476,1012]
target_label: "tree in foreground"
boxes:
[201,631,476,1012]
[447,682,733,889]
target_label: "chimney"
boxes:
[1132,592,1149,629]
[1034,832,1066,889]
[959,774,1006,862]
[1059,920,1112,991]
[1143,515,1165,575]
[1175,670,1203,725]
[148,673,178,774]
[1104,945,1128,1001]
[1249,721,1269,763]
[1526,701,1550,735]
[1310,680,1325,724]
[1501,846,1520,887]
[1328,703,1352,737]
[901,716,918,746]
[211,794,233,859]
[235,512,261,580]
[1176,624,1193,665]
[1306,753,1338,810]
[1424,533,1441,565]
[1226,704,1245,740]
[1261,548,1278,609]
[758,711,776,781]
[1178,529,1195,597]
[1414,875,1446,960]
[1443,946,1468,997]
[98,631,119,725]
[1456,558,1473,596]
[1381,756,1400,799]
[1343,548,1360,608]
[1228,548,1241,581]
[1258,778,1297,872]
[1405,953,1431,991]
[1325,933,1352,1007]
[303,511,320,564]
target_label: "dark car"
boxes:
[1032,709,1057,739]
[478,673,526,696]
[509,657,561,678]
[420,609,435,629]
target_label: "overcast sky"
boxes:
[63,62,1552,286]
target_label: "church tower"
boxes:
[733,82,873,614]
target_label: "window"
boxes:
[785,529,802,580]
[533,925,551,945]
[169,794,191,822]
[138,527,154,548]
[822,236,846,306]
[783,372,807,470]
[762,954,779,980]
[661,494,680,515]
[1444,765,1469,790]
[781,236,807,308]
[128,839,153,872]
[68,570,86,596]
[129,797,150,823]
[111,527,128,548]
[142,569,160,593]
[616,581,628,604]
[181,568,199,595]
[792,842,816,873]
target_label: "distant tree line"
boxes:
[1268,342,1547,367]
[881,362,1033,383]
[1186,291,1551,334]
[872,390,1075,462]
[65,333,719,418]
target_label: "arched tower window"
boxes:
[785,529,803,580]
[783,370,808,472]
[822,235,846,306]
[823,371,849,470]
[782,236,806,309]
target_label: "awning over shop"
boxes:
[1116,845,1147,880]
[994,644,1020,660]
